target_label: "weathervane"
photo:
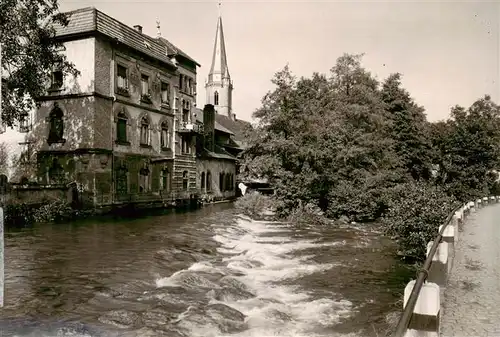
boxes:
[156,18,161,38]
[218,1,222,17]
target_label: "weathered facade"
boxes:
[14,7,250,209]
[20,7,201,208]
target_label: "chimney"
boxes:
[232,113,237,121]
[203,104,216,152]
[133,25,143,33]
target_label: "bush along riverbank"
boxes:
[2,200,92,227]
[238,53,500,265]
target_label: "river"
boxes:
[0,203,410,337]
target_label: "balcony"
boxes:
[178,121,203,134]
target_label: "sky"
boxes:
[58,0,499,123]
[0,0,499,153]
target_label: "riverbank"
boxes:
[1,196,233,227]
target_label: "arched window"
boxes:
[201,172,206,189]
[219,172,225,192]
[161,168,170,192]
[206,171,212,191]
[116,111,128,143]
[214,91,219,106]
[183,171,189,190]
[160,121,170,149]
[140,116,150,145]
[48,104,64,144]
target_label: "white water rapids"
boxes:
[154,215,354,337]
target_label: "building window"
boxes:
[161,81,170,105]
[116,111,128,143]
[115,166,128,196]
[161,168,170,192]
[179,75,183,91]
[206,171,212,191]
[141,74,151,103]
[139,166,150,193]
[117,65,128,93]
[182,100,189,123]
[182,171,189,190]
[214,91,219,106]
[48,104,64,144]
[201,172,205,189]
[140,116,150,145]
[225,173,231,192]
[50,62,63,90]
[181,135,191,154]
[219,172,225,192]
[160,121,170,149]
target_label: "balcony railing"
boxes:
[178,121,203,133]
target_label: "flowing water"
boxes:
[0,203,410,337]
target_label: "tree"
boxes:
[241,54,401,221]
[431,95,500,201]
[0,0,78,127]
[381,73,434,181]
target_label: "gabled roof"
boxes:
[215,114,251,147]
[194,108,233,135]
[54,7,198,69]
[157,37,200,67]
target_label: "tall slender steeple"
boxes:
[206,3,233,117]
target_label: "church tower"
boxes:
[205,10,233,117]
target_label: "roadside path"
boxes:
[440,204,500,336]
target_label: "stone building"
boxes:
[23,7,201,208]
[13,7,251,209]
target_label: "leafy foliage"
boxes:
[431,95,500,202]
[286,201,330,228]
[3,200,75,226]
[0,0,79,126]
[234,192,278,220]
[382,182,457,261]
[241,53,500,261]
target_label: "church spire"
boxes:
[206,4,233,118]
[208,5,230,82]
